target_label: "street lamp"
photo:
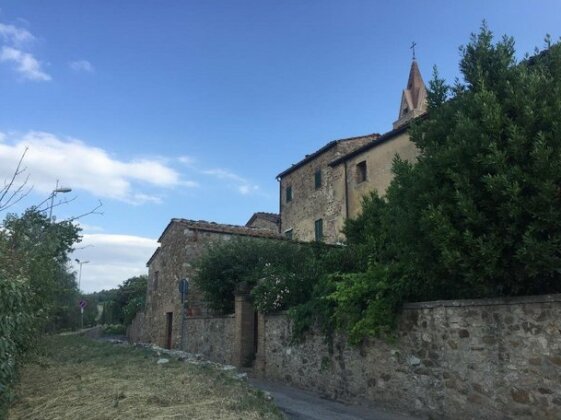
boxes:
[49,181,72,221]
[75,259,90,292]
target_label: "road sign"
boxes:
[79,300,87,309]
[178,278,189,295]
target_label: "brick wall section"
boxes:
[233,292,256,367]
[183,315,235,365]
[143,219,283,349]
[255,294,561,419]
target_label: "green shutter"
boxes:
[286,186,292,202]
[314,219,323,242]
[314,170,321,189]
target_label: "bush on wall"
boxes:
[330,26,561,342]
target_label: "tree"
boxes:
[0,208,81,413]
[193,238,345,315]
[333,26,561,342]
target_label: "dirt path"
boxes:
[249,378,419,420]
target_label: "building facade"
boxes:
[277,59,427,243]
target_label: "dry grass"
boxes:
[8,335,282,420]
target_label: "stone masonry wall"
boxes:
[184,315,235,365]
[126,311,146,343]
[280,137,374,243]
[258,294,561,419]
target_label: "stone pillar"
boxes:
[234,284,255,367]
[254,312,266,376]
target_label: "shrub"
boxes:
[330,27,561,342]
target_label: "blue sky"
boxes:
[1,1,560,292]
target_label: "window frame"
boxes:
[314,218,323,242]
[314,169,322,189]
[356,160,367,184]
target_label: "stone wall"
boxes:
[127,311,146,343]
[184,315,235,365]
[257,294,561,419]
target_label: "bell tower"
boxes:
[393,50,427,129]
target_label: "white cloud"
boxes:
[0,46,51,81]
[71,234,157,292]
[0,21,50,81]
[0,131,196,204]
[203,168,259,195]
[178,155,196,167]
[0,23,35,46]
[69,59,94,73]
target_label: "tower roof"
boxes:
[393,59,427,129]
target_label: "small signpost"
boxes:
[178,278,189,302]
[79,299,87,329]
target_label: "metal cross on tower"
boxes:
[410,41,417,60]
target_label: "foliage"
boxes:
[0,208,81,414]
[103,324,127,335]
[94,275,147,326]
[194,237,348,315]
[329,25,561,342]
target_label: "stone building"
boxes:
[277,59,427,243]
[144,218,282,349]
[245,212,280,231]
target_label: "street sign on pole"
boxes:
[79,300,87,329]
[178,278,189,295]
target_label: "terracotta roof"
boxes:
[276,133,380,179]
[245,212,280,227]
[328,115,425,167]
[157,218,284,243]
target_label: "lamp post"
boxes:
[49,181,72,221]
[75,259,89,292]
[75,259,89,329]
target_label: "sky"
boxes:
[1,1,560,292]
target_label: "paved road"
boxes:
[249,378,419,420]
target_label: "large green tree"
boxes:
[0,208,81,413]
[335,26,561,342]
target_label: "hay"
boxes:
[8,336,281,420]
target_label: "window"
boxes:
[314,169,322,189]
[154,271,159,290]
[284,229,293,240]
[356,161,367,183]
[314,219,323,242]
[286,186,292,202]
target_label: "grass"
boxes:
[8,335,283,420]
